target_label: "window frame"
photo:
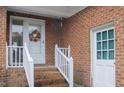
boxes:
[96,27,115,61]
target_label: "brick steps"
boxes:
[34,66,68,87]
[45,83,68,87]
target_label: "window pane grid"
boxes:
[96,28,114,60]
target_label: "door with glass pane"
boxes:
[23,20,45,64]
[93,27,115,87]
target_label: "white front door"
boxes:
[23,19,45,64]
[92,26,115,87]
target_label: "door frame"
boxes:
[90,22,116,87]
[9,15,46,64]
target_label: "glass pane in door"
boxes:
[102,31,107,40]
[97,51,101,60]
[97,32,101,41]
[108,29,114,39]
[10,19,23,66]
[102,51,107,59]
[109,40,114,49]
[102,41,107,50]
[11,19,23,46]
[97,42,101,50]
[109,50,114,59]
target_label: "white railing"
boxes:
[6,43,34,87]
[6,45,23,68]
[55,44,73,87]
[58,46,70,58]
[23,43,34,87]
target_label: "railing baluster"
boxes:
[58,52,60,67]
[19,48,20,67]
[63,57,66,75]
[57,51,60,66]
[60,53,61,68]
[62,56,64,73]
[65,59,67,77]
[20,47,22,66]
[66,49,68,56]
[11,47,13,66]
[21,48,23,66]
[15,47,17,66]
[59,52,60,67]
[13,47,15,66]
[6,46,24,68]
[12,47,14,66]
[15,47,16,66]
[65,49,66,56]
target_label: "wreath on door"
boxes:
[29,29,41,42]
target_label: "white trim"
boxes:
[7,6,87,18]
[9,16,13,65]
[10,16,45,23]
[90,28,93,87]
[7,66,24,68]
[91,22,114,32]
[90,22,116,87]
[9,16,46,64]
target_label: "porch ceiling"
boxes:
[7,6,87,18]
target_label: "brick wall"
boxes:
[62,6,124,86]
[0,6,7,86]
[6,68,28,87]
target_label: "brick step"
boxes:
[35,70,59,74]
[35,71,63,80]
[34,66,57,72]
[44,83,68,87]
[34,67,68,87]
[35,78,68,86]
